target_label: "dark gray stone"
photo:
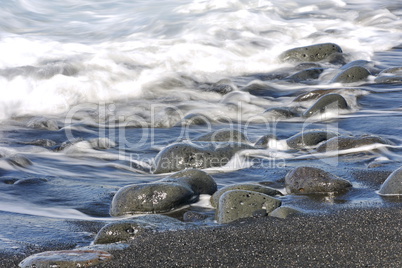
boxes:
[286,129,339,149]
[7,155,32,168]
[210,183,282,208]
[177,113,213,126]
[316,135,392,153]
[110,182,196,216]
[268,206,301,219]
[264,107,299,119]
[280,43,342,63]
[153,142,254,174]
[302,93,348,118]
[331,66,371,83]
[374,75,402,84]
[194,129,249,143]
[293,89,339,102]
[216,190,281,224]
[160,169,217,195]
[285,166,352,194]
[378,166,402,196]
[252,209,268,218]
[286,68,325,82]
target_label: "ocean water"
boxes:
[1,0,402,258]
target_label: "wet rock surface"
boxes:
[286,129,339,149]
[285,166,352,194]
[316,135,392,153]
[280,43,343,63]
[378,166,402,196]
[302,93,348,118]
[331,66,371,83]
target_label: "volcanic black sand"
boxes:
[79,207,401,268]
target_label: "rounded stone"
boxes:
[18,249,112,268]
[285,166,352,194]
[110,182,196,216]
[286,129,339,149]
[194,129,249,143]
[280,43,343,63]
[331,66,371,83]
[378,166,402,196]
[268,206,301,219]
[302,93,348,118]
[215,190,281,224]
[161,169,217,195]
[210,183,282,208]
[152,142,254,174]
[316,135,392,153]
[286,68,325,82]
[264,107,299,119]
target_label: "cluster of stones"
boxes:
[19,42,399,267]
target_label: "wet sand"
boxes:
[89,207,402,267]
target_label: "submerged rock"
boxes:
[153,142,254,174]
[89,138,116,150]
[286,129,339,149]
[331,66,371,83]
[183,211,209,222]
[264,107,299,119]
[194,129,249,143]
[285,68,325,82]
[94,215,185,244]
[316,135,392,153]
[198,79,236,94]
[254,134,277,148]
[210,183,282,208]
[110,182,195,216]
[160,169,217,195]
[27,117,59,131]
[378,166,402,196]
[293,88,339,102]
[19,249,112,268]
[285,166,352,194]
[280,43,342,63]
[216,190,281,224]
[302,93,348,118]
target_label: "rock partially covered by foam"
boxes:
[215,190,281,224]
[110,169,217,216]
[331,66,371,83]
[280,43,342,63]
[302,93,348,118]
[378,166,402,196]
[210,183,282,208]
[316,135,392,153]
[285,166,352,194]
[94,215,186,244]
[153,142,254,174]
[286,129,339,149]
[19,249,112,268]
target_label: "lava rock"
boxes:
[19,249,112,268]
[152,142,254,174]
[216,190,281,224]
[160,169,217,195]
[331,66,371,83]
[94,215,185,244]
[286,129,339,149]
[285,166,352,194]
[194,129,249,143]
[110,182,196,216]
[316,135,392,153]
[378,166,402,196]
[280,43,342,63]
[302,93,348,118]
[210,183,282,208]
[268,206,301,219]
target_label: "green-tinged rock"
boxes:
[285,166,352,194]
[268,206,301,219]
[160,169,217,195]
[302,93,348,118]
[378,166,402,196]
[94,215,185,244]
[210,183,282,208]
[194,129,249,143]
[153,142,254,174]
[280,43,342,63]
[316,135,392,153]
[215,190,281,224]
[286,129,339,149]
[110,182,196,216]
[331,66,371,83]
[19,249,112,268]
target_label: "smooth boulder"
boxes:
[153,142,254,174]
[378,166,402,196]
[160,169,217,195]
[331,66,371,83]
[280,43,342,63]
[286,129,339,149]
[285,166,352,194]
[302,93,348,118]
[216,190,281,224]
[286,68,325,82]
[316,135,392,153]
[210,183,282,208]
